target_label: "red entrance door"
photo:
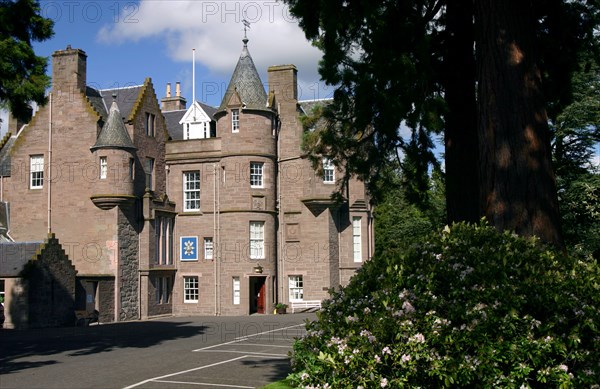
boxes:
[256,279,266,314]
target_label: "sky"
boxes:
[0,0,597,166]
[0,0,332,133]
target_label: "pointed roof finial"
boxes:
[242,19,250,46]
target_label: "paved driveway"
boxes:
[0,313,314,388]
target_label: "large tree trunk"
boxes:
[474,0,564,247]
[444,0,480,224]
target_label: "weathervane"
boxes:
[242,19,251,44]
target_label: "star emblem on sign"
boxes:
[184,240,195,256]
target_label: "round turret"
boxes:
[89,97,137,210]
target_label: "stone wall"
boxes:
[118,205,139,321]
[22,234,77,328]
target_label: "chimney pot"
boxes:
[176,82,181,97]
[166,83,171,97]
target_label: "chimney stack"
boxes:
[51,45,87,93]
[160,81,187,111]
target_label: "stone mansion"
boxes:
[0,40,373,325]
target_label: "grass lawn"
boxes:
[260,379,295,388]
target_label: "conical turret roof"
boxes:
[91,98,137,151]
[217,38,270,113]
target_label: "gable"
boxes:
[179,101,212,124]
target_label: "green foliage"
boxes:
[559,173,600,259]
[0,0,54,122]
[289,223,600,387]
[374,166,446,257]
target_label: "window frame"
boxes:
[250,162,264,188]
[183,276,199,303]
[145,112,155,137]
[145,157,155,191]
[183,171,201,212]
[352,216,362,262]
[323,157,335,184]
[232,276,240,305]
[99,156,108,180]
[204,237,213,260]
[249,221,265,259]
[30,155,44,189]
[288,275,304,302]
[231,109,239,133]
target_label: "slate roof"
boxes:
[164,102,217,140]
[0,136,15,177]
[0,242,43,277]
[217,38,270,114]
[91,99,136,151]
[163,110,186,140]
[85,85,145,122]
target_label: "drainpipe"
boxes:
[213,163,217,315]
[47,92,52,233]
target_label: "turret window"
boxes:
[231,109,239,132]
[100,157,107,179]
[249,221,265,259]
[250,162,263,188]
[30,155,44,189]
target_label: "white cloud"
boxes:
[97,1,323,86]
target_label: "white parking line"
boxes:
[232,343,291,348]
[153,379,253,388]
[193,323,304,352]
[122,356,248,389]
[199,350,288,357]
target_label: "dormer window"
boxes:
[232,109,239,132]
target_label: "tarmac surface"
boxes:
[0,313,315,388]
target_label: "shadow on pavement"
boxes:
[0,319,207,375]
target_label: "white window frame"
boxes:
[323,158,335,184]
[232,277,240,305]
[249,221,265,259]
[183,171,201,212]
[100,156,107,179]
[30,155,44,189]
[288,275,304,302]
[204,237,213,260]
[183,276,199,303]
[231,109,239,132]
[250,162,263,188]
[352,216,362,262]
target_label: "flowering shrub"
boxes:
[288,222,600,388]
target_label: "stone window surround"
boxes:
[231,109,240,132]
[250,162,264,188]
[183,170,201,212]
[183,275,199,303]
[30,154,44,189]
[288,274,304,302]
[322,157,335,184]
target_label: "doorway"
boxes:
[249,276,266,314]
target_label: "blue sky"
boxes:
[1,1,597,167]
[10,1,330,113]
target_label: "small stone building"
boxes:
[0,234,77,329]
